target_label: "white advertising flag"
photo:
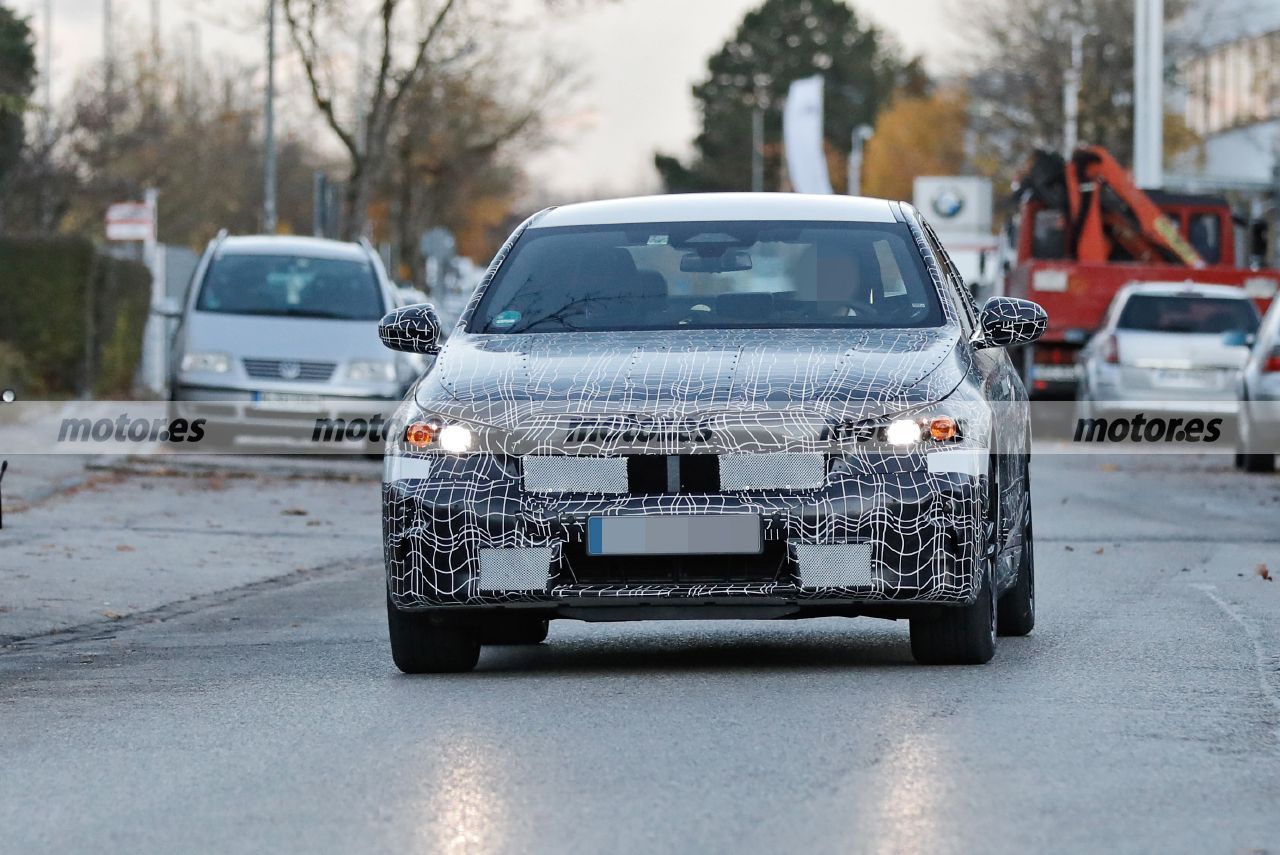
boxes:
[783,75,833,195]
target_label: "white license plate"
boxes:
[587,515,762,556]
[253,392,323,404]
[1152,369,1216,389]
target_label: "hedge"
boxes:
[0,236,151,396]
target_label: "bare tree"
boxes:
[282,0,468,239]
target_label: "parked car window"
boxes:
[196,254,385,320]
[1117,294,1259,334]
[471,220,944,333]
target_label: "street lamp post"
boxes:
[263,0,278,234]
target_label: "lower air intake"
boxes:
[793,543,875,588]
[477,547,554,592]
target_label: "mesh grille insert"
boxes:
[793,543,875,588]
[719,453,826,491]
[522,456,628,494]
[478,547,554,591]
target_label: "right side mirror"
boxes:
[379,303,442,355]
[975,296,1047,349]
[1221,329,1256,348]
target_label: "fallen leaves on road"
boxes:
[1099,463,1118,472]
[115,544,135,552]
[1257,564,1273,582]
[281,508,308,516]
[99,610,122,620]
[1095,547,1105,555]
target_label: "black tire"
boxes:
[910,470,999,665]
[1243,452,1276,473]
[386,596,480,674]
[1239,409,1276,473]
[480,617,550,645]
[910,563,997,664]
[998,509,1035,637]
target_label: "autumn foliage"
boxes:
[861,89,969,203]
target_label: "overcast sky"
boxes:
[19,0,956,198]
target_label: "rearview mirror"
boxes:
[975,296,1047,349]
[379,303,442,355]
[679,249,753,273]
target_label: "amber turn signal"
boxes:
[928,417,959,441]
[404,421,438,449]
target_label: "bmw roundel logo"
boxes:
[932,189,965,219]
[278,361,302,380]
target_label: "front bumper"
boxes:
[172,384,400,447]
[383,452,985,613]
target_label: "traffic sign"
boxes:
[106,202,155,241]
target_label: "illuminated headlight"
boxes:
[347,360,397,382]
[437,423,474,454]
[885,418,924,445]
[180,351,231,374]
[884,415,962,446]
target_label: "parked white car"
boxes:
[1077,283,1260,416]
[1236,294,1280,472]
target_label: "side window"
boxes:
[922,220,977,333]
[1188,213,1222,264]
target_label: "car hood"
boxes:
[417,327,967,438]
[183,311,387,362]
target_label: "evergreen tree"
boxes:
[655,0,926,193]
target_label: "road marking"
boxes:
[1192,583,1280,749]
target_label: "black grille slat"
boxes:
[243,358,336,381]
[625,454,720,494]
[626,455,669,494]
[679,454,719,492]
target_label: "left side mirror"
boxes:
[155,296,183,318]
[380,303,442,355]
[975,296,1047,349]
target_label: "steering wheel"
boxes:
[836,299,879,319]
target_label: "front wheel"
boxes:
[997,507,1035,636]
[909,564,997,665]
[387,596,480,674]
[1239,408,1277,474]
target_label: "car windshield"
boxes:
[196,254,385,320]
[470,220,944,333]
[1117,294,1259,334]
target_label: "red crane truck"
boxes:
[1002,145,1279,397]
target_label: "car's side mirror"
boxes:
[974,296,1047,349]
[379,303,442,355]
[155,296,183,318]
[1221,329,1255,348]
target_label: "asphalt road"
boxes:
[2,450,1279,854]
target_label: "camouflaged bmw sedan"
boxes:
[377,194,1048,672]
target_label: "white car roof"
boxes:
[1117,281,1251,299]
[532,193,898,228]
[217,235,369,261]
